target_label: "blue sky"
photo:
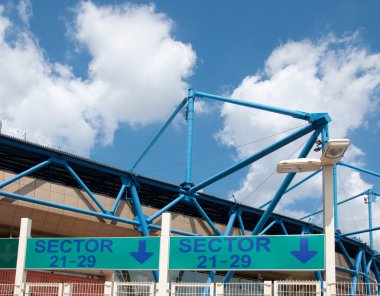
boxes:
[1,0,380,245]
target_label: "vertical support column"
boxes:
[368,190,374,249]
[263,281,272,296]
[103,281,113,296]
[58,283,64,296]
[185,90,195,186]
[332,164,339,230]
[130,183,159,282]
[215,283,224,296]
[157,213,171,296]
[323,164,336,296]
[14,218,32,296]
[63,283,72,296]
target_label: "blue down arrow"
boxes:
[291,238,317,264]
[130,241,154,264]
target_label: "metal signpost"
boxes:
[169,235,324,270]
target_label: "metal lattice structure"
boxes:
[0,89,380,294]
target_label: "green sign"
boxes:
[169,235,324,270]
[25,237,160,270]
[0,238,18,269]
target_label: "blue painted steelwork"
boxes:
[340,226,380,238]
[110,183,128,215]
[361,252,371,295]
[185,90,195,186]
[315,271,324,296]
[206,209,237,284]
[259,169,322,209]
[194,91,312,121]
[130,183,159,281]
[146,194,185,223]
[130,98,187,171]
[189,121,328,195]
[338,162,380,178]
[130,184,150,237]
[258,220,277,235]
[372,260,380,294]
[252,127,323,235]
[368,190,374,249]
[351,249,364,295]
[191,197,221,235]
[1,88,380,287]
[0,159,52,189]
[279,220,288,235]
[300,190,370,221]
[337,239,355,269]
[0,190,139,225]
[237,209,247,235]
[63,161,107,213]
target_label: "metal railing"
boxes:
[113,282,155,296]
[2,280,380,295]
[170,283,214,296]
[273,281,321,296]
[215,282,267,296]
[25,282,62,296]
[331,282,380,296]
[0,283,14,296]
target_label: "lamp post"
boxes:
[277,139,351,296]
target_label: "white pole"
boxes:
[14,218,32,296]
[157,213,172,296]
[323,165,336,296]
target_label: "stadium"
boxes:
[0,90,379,296]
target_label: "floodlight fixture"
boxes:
[276,158,322,173]
[321,139,351,165]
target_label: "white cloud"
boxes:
[0,1,196,154]
[217,35,380,243]
[17,0,32,25]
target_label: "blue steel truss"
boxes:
[0,89,379,294]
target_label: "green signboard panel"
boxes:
[169,235,324,270]
[25,237,160,270]
[0,238,18,269]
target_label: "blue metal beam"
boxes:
[337,240,355,269]
[0,190,138,225]
[300,190,368,221]
[0,189,198,237]
[130,98,187,171]
[110,183,128,215]
[279,220,288,235]
[252,127,322,235]
[189,120,327,195]
[64,162,107,213]
[191,197,221,235]
[146,194,185,223]
[351,250,364,295]
[258,220,277,235]
[206,209,237,284]
[368,191,374,249]
[361,252,371,295]
[259,169,322,210]
[237,210,247,235]
[130,184,150,237]
[0,159,52,189]
[338,162,380,178]
[130,183,159,282]
[194,91,312,121]
[185,90,195,186]
[340,226,380,238]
